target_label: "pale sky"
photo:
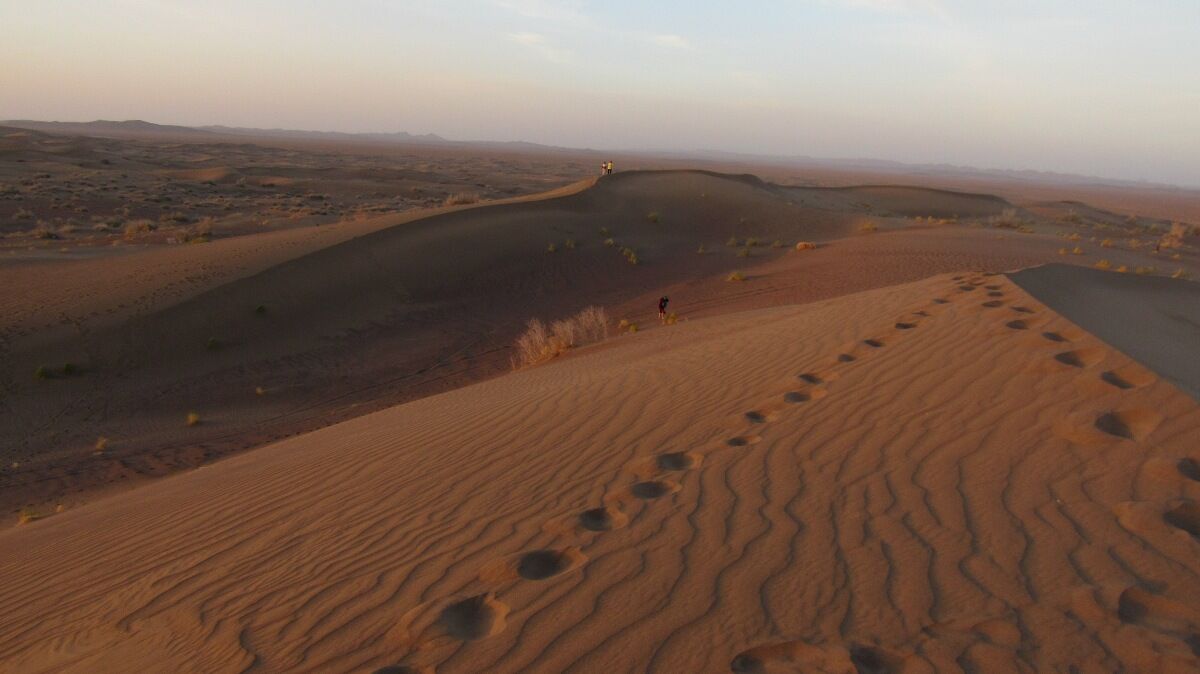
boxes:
[3,1,1199,185]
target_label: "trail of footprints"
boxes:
[378,272,1196,672]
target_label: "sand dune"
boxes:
[3,271,1198,672]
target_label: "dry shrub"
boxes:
[513,306,609,367]
[857,219,878,233]
[30,221,59,239]
[1116,265,1129,273]
[1094,259,1112,270]
[17,509,40,526]
[1072,246,1084,255]
[794,241,816,251]
[1172,268,1190,279]
[1101,238,1114,248]
[990,209,1023,229]
[186,412,201,427]
[184,218,214,243]
[1159,222,1188,250]
[444,192,480,206]
[123,219,156,240]
[727,271,746,282]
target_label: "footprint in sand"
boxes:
[1010,306,1035,314]
[1042,331,1069,342]
[578,505,629,531]
[438,593,508,641]
[798,371,839,385]
[986,291,1004,297]
[373,666,432,674]
[1052,348,1104,368]
[836,353,856,363]
[1163,502,1200,540]
[630,480,682,499]
[1093,408,1163,441]
[1177,458,1200,482]
[863,338,885,348]
[893,322,916,330]
[932,298,950,304]
[1005,319,1029,330]
[481,547,587,583]
[731,640,906,674]
[726,435,762,448]
[980,300,1005,308]
[656,451,700,471]
[1117,585,1200,652]
[1099,366,1155,390]
[784,388,828,404]
[745,410,779,424]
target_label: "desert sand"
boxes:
[3,270,1200,672]
[2,127,1200,672]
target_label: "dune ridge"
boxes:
[2,270,1199,672]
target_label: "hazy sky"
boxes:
[3,1,1199,185]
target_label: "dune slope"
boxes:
[2,271,1198,672]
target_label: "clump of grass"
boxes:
[564,239,576,250]
[620,247,639,265]
[61,362,77,376]
[664,312,678,325]
[513,306,609,367]
[727,271,746,282]
[17,509,40,526]
[599,226,609,235]
[255,304,267,316]
[186,412,201,427]
[1065,232,1082,241]
[1072,246,1084,256]
[726,236,739,247]
[858,220,878,233]
[31,222,59,240]
[1100,238,1114,248]
[647,211,660,223]
[1172,268,1190,279]
[771,240,785,248]
[123,219,156,240]
[1135,266,1155,275]
[255,386,266,395]
[1057,248,1068,256]
[794,241,816,251]
[184,218,214,243]
[206,337,222,351]
[1094,259,1112,270]
[34,365,50,380]
[94,436,109,452]
[444,192,480,206]
[737,247,751,258]
[744,237,760,247]
[546,242,557,253]
[1159,222,1188,250]
[696,244,706,254]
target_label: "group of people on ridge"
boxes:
[600,160,614,175]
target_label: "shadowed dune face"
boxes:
[0,166,1086,518]
[2,273,1198,672]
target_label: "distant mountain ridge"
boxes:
[2,119,1192,190]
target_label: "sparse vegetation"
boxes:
[858,220,878,233]
[1072,246,1084,255]
[1172,268,1190,279]
[186,412,201,427]
[737,248,751,258]
[663,312,678,325]
[744,237,760,247]
[95,437,109,452]
[794,241,816,251]
[564,239,576,250]
[255,304,267,315]
[1094,259,1112,270]
[604,238,615,247]
[17,509,40,526]
[726,271,746,282]
[547,242,557,253]
[33,365,49,380]
[184,218,214,243]
[61,362,78,376]
[1159,222,1188,250]
[444,192,480,206]
[726,236,739,247]
[696,244,706,254]
[647,211,660,223]
[206,337,222,350]
[513,306,609,367]
[771,240,785,248]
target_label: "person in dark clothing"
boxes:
[658,296,670,322]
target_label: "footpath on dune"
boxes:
[1,170,1032,521]
[2,271,1199,672]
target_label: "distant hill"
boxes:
[0,119,214,138]
[198,125,450,144]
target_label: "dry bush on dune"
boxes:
[727,271,746,282]
[123,219,157,240]
[513,306,609,367]
[17,509,40,526]
[1094,259,1112,270]
[30,222,59,240]
[1159,222,1188,250]
[444,192,480,206]
[794,241,816,251]
[186,412,201,427]
[184,218,214,243]
[857,219,878,233]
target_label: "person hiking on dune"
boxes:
[658,296,670,322]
